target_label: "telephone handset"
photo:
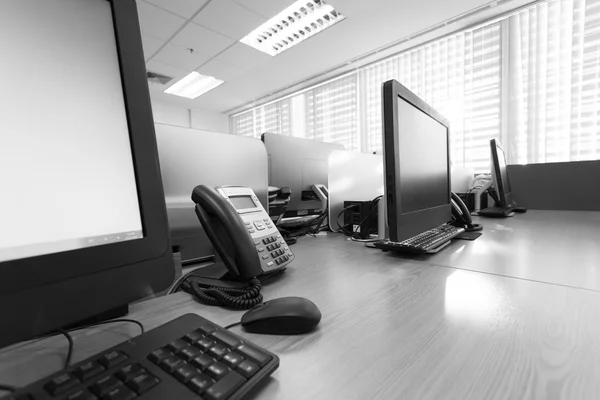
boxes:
[191,185,293,280]
[450,192,483,232]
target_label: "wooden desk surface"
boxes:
[2,215,600,399]
[426,210,600,291]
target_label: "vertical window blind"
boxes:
[230,0,600,172]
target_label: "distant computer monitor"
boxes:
[490,139,515,208]
[261,133,344,217]
[382,80,452,242]
[0,0,173,347]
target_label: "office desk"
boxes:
[2,214,600,399]
[425,210,600,291]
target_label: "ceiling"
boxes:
[139,0,496,114]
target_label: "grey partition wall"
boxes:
[155,124,268,263]
[507,160,600,211]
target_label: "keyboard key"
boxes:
[147,348,171,365]
[99,351,128,369]
[206,362,230,380]
[195,337,217,351]
[44,372,80,396]
[198,324,217,335]
[236,344,271,367]
[191,354,215,371]
[73,360,105,381]
[208,344,230,360]
[67,389,97,400]
[186,373,215,395]
[203,371,246,400]
[210,330,242,348]
[183,330,203,344]
[179,346,202,362]
[222,352,244,368]
[158,356,181,373]
[166,338,189,353]
[116,363,144,383]
[236,360,260,378]
[127,373,159,394]
[173,364,200,384]
[90,375,122,398]
[101,385,136,400]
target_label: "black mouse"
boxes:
[240,297,321,335]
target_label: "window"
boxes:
[230,0,600,172]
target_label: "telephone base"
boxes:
[187,263,249,289]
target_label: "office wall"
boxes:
[151,101,230,133]
[507,160,600,211]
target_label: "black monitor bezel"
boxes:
[490,138,514,207]
[0,0,173,346]
[382,79,452,242]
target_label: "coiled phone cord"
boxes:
[182,277,263,310]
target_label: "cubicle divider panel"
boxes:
[507,160,600,211]
[328,150,385,232]
[155,124,268,263]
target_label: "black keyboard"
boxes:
[374,225,465,254]
[6,314,279,400]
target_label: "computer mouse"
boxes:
[241,297,321,335]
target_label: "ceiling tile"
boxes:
[232,0,297,19]
[197,58,247,82]
[141,35,164,60]
[152,43,211,71]
[214,42,272,69]
[142,0,209,18]
[193,0,265,40]
[137,1,186,40]
[171,22,235,58]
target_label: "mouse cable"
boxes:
[182,277,263,310]
[223,321,243,330]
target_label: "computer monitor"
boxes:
[261,133,344,217]
[490,139,516,208]
[0,0,173,347]
[382,80,452,242]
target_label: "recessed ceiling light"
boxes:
[240,0,345,56]
[164,72,224,99]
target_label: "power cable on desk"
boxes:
[57,329,73,368]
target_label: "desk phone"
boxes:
[192,185,294,280]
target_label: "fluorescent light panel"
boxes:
[164,72,224,99]
[240,0,345,56]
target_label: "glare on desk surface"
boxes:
[444,271,507,326]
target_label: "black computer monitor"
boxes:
[261,133,344,217]
[382,80,452,242]
[490,139,515,208]
[0,0,173,348]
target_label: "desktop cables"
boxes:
[336,195,383,242]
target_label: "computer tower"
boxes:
[343,200,379,239]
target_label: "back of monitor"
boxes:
[328,150,384,232]
[262,133,344,217]
[155,124,268,263]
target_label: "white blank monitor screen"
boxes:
[398,97,449,214]
[0,0,143,262]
